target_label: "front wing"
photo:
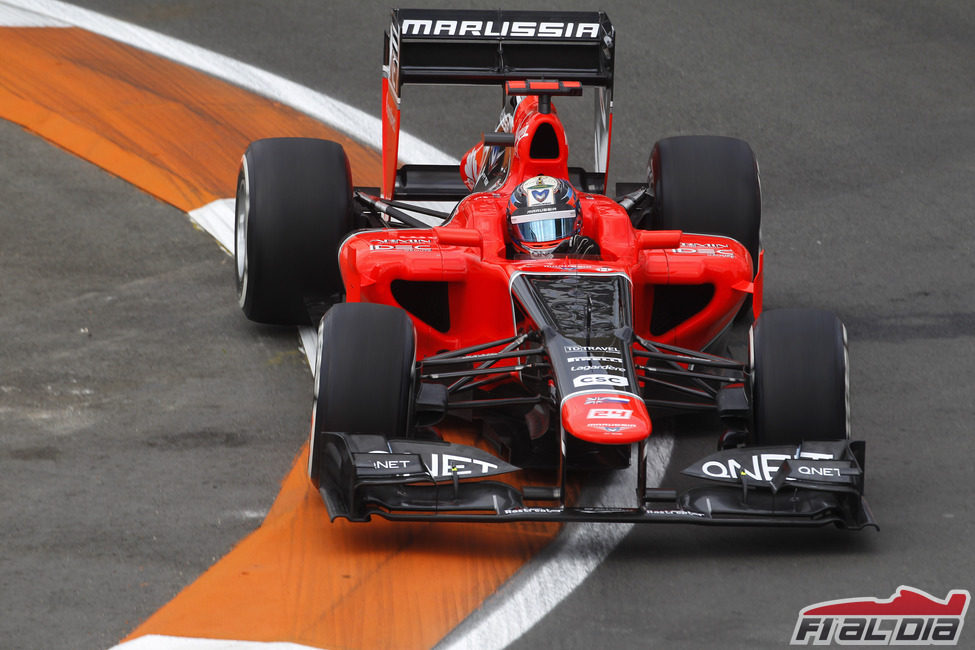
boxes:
[316,432,877,530]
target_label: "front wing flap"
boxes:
[319,432,876,530]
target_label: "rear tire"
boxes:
[647,135,762,275]
[308,303,416,487]
[235,137,353,325]
[750,309,849,445]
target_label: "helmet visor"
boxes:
[509,209,578,243]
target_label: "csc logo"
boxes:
[573,374,629,388]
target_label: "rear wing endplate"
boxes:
[382,9,616,198]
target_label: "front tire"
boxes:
[308,303,416,488]
[750,309,850,445]
[235,137,353,325]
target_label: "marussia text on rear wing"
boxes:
[381,8,616,198]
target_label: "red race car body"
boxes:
[344,91,757,359]
[233,8,875,530]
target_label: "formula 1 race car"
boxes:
[233,9,876,529]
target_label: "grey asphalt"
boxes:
[2,1,973,648]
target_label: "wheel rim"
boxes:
[235,157,250,307]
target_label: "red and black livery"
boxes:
[233,9,875,530]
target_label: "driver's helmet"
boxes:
[507,176,582,255]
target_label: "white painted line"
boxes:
[109,635,320,650]
[298,325,318,371]
[0,0,455,166]
[1,3,676,649]
[188,199,235,254]
[0,3,65,25]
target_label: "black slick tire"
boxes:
[235,137,353,325]
[648,135,762,276]
[750,309,850,445]
[308,303,416,488]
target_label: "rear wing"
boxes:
[382,9,616,198]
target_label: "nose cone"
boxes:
[561,392,651,444]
